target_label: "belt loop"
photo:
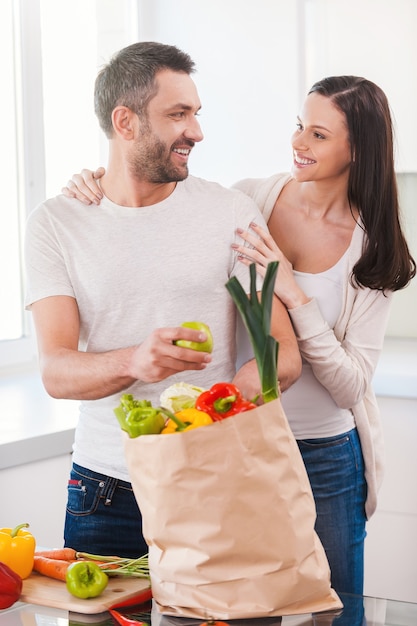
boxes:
[103,477,118,505]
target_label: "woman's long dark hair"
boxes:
[309,76,415,291]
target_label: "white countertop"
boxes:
[0,337,416,472]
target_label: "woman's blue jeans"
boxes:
[64,463,147,558]
[297,428,367,596]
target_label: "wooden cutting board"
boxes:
[21,572,151,614]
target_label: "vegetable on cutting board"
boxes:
[0,522,36,579]
[76,551,149,578]
[34,547,77,560]
[33,555,74,581]
[0,561,22,609]
[65,561,108,599]
[33,549,149,580]
[109,609,149,626]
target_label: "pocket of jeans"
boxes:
[66,474,104,516]
[298,433,350,450]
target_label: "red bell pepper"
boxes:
[109,609,149,626]
[195,382,256,421]
[0,561,22,609]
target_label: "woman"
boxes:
[232,76,415,596]
[61,76,415,595]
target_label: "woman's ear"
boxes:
[111,106,136,139]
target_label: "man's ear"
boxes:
[111,106,136,139]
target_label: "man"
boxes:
[25,42,301,558]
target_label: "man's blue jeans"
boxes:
[297,428,367,595]
[64,463,147,558]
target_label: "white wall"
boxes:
[301,0,417,173]
[135,0,417,178]
[137,0,302,187]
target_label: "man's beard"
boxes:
[129,126,192,183]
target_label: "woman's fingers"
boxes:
[61,168,105,205]
[237,225,280,255]
[92,167,105,180]
[76,169,103,202]
[233,228,281,270]
[62,178,94,205]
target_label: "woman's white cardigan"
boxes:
[234,173,393,518]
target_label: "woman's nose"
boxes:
[291,131,307,151]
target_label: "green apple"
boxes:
[175,321,213,353]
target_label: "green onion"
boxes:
[226,261,279,403]
[75,552,149,578]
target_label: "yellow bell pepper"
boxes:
[161,408,213,434]
[0,523,36,579]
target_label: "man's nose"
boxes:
[185,117,204,143]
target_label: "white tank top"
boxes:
[281,250,355,439]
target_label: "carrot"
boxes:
[33,556,75,581]
[34,548,77,561]
[96,561,121,571]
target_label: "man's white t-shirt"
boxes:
[25,175,266,481]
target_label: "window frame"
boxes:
[0,0,45,370]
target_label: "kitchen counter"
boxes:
[372,337,417,399]
[1,593,417,626]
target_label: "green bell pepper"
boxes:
[114,394,165,438]
[66,561,108,599]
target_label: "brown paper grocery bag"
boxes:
[124,398,342,620]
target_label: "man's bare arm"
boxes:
[31,295,212,400]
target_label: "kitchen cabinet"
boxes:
[0,453,72,548]
[364,395,417,603]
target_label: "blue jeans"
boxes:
[64,463,147,558]
[297,428,367,596]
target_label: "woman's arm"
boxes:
[233,222,393,409]
[289,288,392,409]
[232,222,310,309]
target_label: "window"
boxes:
[0,0,138,370]
[1,0,26,349]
